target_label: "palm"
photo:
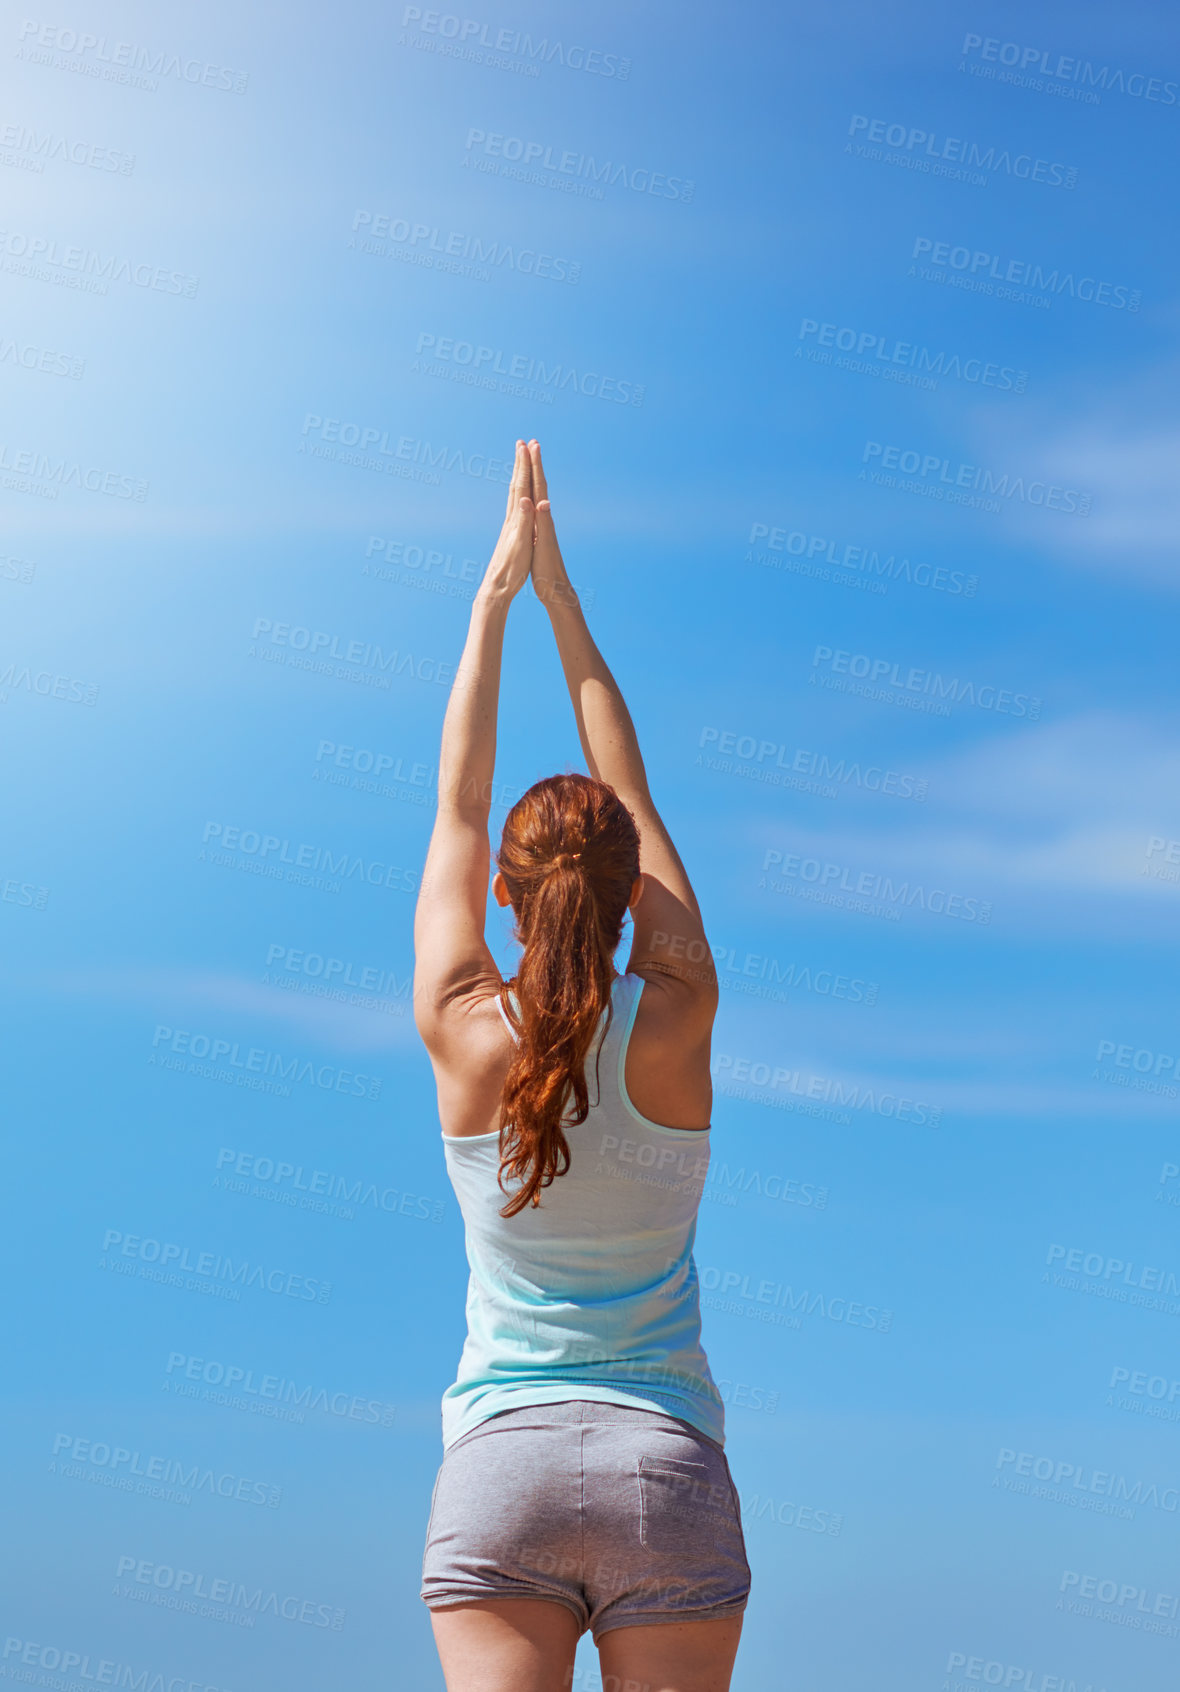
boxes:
[485,441,535,597]
[525,441,567,604]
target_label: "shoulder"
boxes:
[415,986,516,1138]
[413,974,514,1070]
[627,960,718,1028]
[626,964,717,1050]
[622,967,715,1129]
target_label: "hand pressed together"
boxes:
[526,439,577,611]
[477,439,535,604]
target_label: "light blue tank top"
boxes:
[438,970,725,1450]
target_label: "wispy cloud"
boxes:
[970,355,1180,588]
[33,965,422,1055]
[1035,426,1180,585]
[738,711,1180,936]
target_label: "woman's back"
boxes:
[438,970,725,1451]
[434,957,715,1141]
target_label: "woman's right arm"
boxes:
[527,441,717,1005]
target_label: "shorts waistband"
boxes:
[458,1397,726,1449]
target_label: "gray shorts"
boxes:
[420,1398,751,1642]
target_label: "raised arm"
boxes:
[412,442,535,1054]
[527,440,717,1003]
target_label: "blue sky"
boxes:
[2,1,1178,1687]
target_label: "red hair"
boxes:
[494,773,640,1216]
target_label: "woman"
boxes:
[414,440,751,1692]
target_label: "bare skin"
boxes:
[413,442,738,1691]
[429,1599,744,1692]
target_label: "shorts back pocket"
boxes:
[638,1453,731,1554]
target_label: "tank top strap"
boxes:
[603,968,644,1063]
[494,991,518,1044]
[587,971,641,1111]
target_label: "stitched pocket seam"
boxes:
[639,1455,710,1478]
[639,1459,725,1553]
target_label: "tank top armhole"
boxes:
[615,972,712,1137]
[495,991,519,1045]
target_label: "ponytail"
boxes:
[495,774,640,1217]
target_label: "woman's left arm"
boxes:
[413,441,534,1055]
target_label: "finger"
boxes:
[528,439,549,504]
[518,441,536,513]
[534,498,559,557]
[504,440,525,522]
[514,494,535,536]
